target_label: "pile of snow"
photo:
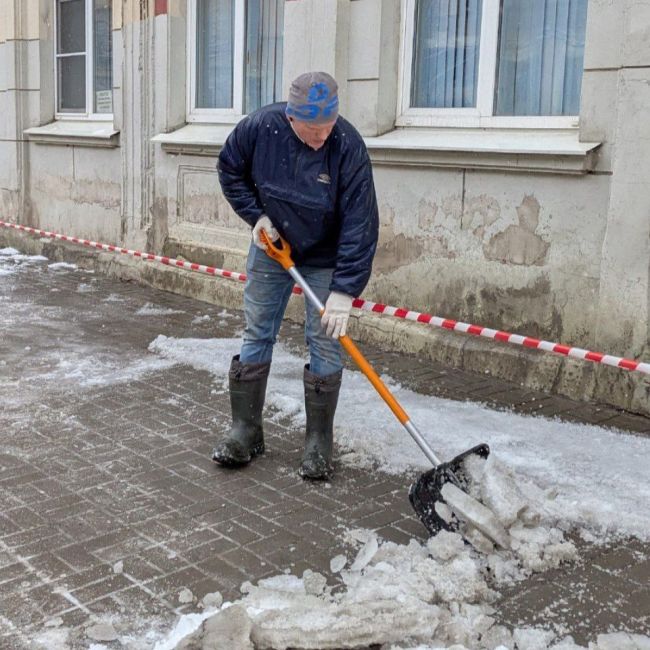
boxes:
[144,336,650,650]
[157,520,642,649]
[0,246,48,276]
[157,446,586,649]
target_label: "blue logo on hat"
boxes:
[321,95,338,119]
[287,81,339,123]
[307,83,330,102]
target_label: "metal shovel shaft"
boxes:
[285,264,443,468]
[261,231,510,548]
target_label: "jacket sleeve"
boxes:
[217,116,264,227]
[330,147,379,297]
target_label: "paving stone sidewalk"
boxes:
[0,255,648,649]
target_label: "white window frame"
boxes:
[54,0,113,121]
[397,0,580,129]
[187,0,246,124]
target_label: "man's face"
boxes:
[289,117,337,150]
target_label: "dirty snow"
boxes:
[144,335,650,650]
[136,302,185,316]
[0,247,47,276]
[149,336,650,539]
[0,250,179,413]
[153,522,643,649]
[48,261,78,270]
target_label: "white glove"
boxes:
[252,215,279,250]
[321,291,353,339]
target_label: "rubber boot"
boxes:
[299,365,342,480]
[212,355,270,467]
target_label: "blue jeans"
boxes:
[239,243,343,377]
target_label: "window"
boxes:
[400,0,589,127]
[55,0,113,118]
[188,0,284,122]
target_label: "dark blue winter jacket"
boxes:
[217,103,379,297]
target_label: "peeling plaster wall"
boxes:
[366,168,609,347]
[156,151,250,253]
[27,144,123,242]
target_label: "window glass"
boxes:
[196,0,235,109]
[244,0,284,114]
[56,0,113,115]
[58,0,86,54]
[495,0,588,116]
[58,55,86,112]
[93,0,113,113]
[410,0,483,108]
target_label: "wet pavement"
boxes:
[0,248,649,649]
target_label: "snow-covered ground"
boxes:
[149,335,650,540]
[145,335,650,650]
[3,248,649,649]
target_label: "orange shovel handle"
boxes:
[260,230,410,426]
[339,335,410,425]
[260,230,294,270]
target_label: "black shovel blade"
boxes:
[408,443,490,536]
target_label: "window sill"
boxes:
[151,123,236,156]
[24,121,119,148]
[363,128,601,175]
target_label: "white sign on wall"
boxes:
[96,90,113,113]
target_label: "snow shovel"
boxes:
[261,233,510,549]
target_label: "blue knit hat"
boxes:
[285,71,339,124]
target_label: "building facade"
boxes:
[1,0,649,415]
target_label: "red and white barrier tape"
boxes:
[2,219,649,376]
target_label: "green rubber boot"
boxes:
[212,355,270,467]
[299,365,342,480]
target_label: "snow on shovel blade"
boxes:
[440,483,511,550]
[408,443,510,550]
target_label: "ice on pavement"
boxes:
[136,302,185,316]
[0,247,47,276]
[147,335,650,649]
[149,335,650,538]
[0,249,179,413]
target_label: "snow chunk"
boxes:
[175,605,254,650]
[329,554,347,573]
[48,262,78,270]
[350,533,378,572]
[86,622,118,642]
[178,587,194,604]
[426,530,465,562]
[440,482,511,550]
[512,627,556,650]
[200,591,223,610]
[302,570,327,596]
[472,455,530,528]
[594,632,650,650]
[251,597,440,650]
